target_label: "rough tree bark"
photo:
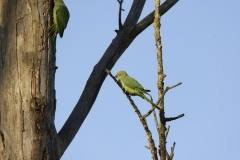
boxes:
[0,0,60,159]
[0,0,179,159]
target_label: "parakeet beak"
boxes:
[115,75,118,78]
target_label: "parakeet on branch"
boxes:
[48,0,70,42]
[115,70,159,109]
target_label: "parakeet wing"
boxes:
[121,76,154,103]
[56,6,70,37]
[48,24,57,40]
[121,76,145,92]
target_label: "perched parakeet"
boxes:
[115,70,159,109]
[48,0,70,41]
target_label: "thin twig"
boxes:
[165,114,184,122]
[143,93,160,118]
[105,69,117,82]
[127,95,158,160]
[143,104,159,118]
[117,0,124,30]
[137,93,161,110]
[163,82,182,96]
[165,125,170,139]
[134,0,179,35]
[149,95,160,131]
[105,69,123,89]
[156,82,182,106]
[169,142,176,160]
[153,109,159,130]
[149,96,161,158]
[166,151,170,160]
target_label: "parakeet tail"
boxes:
[139,93,160,110]
[140,94,152,104]
[144,89,151,92]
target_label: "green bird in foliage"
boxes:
[115,70,159,109]
[48,0,70,42]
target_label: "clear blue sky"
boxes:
[55,0,240,159]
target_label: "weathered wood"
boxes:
[0,0,59,159]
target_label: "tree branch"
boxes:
[166,151,170,160]
[169,142,176,160]
[123,0,146,27]
[153,110,159,131]
[165,125,170,139]
[164,82,182,96]
[165,114,184,122]
[153,0,167,159]
[134,0,179,35]
[57,1,179,157]
[156,82,182,106]
[117,0,124,30]
[143,105,159,118]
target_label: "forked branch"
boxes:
[134,0,179,35]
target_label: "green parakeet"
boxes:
[115,70,159,109]
[48,0,70,41]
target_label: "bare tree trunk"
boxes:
[0,0,59,159]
